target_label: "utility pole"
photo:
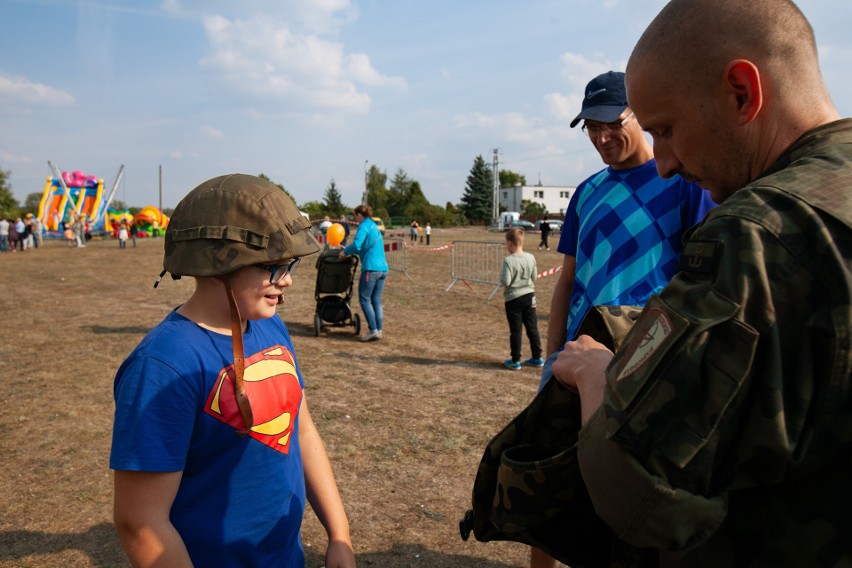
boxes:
[362,160,369,206]
[158,165,163,214]
[492,148,500,225]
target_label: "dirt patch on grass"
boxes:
[0,228,565,567]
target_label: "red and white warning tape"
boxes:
[536,265,562,279]
[410,244,452,251]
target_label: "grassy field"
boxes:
[0,227,567,567]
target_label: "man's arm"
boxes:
[546,255,577,356]
[551,335,613,424]
[299,396,356,568]
[113,470,193,568]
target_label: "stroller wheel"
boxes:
[313,313,321,336]
[353,313,361,335]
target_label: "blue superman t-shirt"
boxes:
[110,311,306,567]
[559,160,715,341]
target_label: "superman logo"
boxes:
[204,345,302,453]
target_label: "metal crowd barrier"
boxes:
[445,240,506,301]
[384,237,413,281]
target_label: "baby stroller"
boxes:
[313,247,361,336]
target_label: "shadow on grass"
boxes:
[0,523,125,566]
[307,542,521,568]
[83,324,151,335]
[288,321,360,338]
[334,351,501,371]
[0,525,519,568]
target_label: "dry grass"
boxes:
[0,227,565,567]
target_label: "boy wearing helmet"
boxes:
[110,174,356,567]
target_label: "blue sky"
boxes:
[1,0,850,210]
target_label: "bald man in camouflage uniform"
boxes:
[551,1,852,566]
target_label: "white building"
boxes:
[499,184,577,217]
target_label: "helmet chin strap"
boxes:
[223,276,254,436]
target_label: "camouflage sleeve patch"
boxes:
[677,239,722,276]
[603,287,757,474]
[607,297,689,409]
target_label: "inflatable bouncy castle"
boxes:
[133,206,170,237]
[37,170,106,234]
[105,209,134,235]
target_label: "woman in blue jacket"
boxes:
[340,205,389,341]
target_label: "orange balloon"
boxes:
[326,223,345,247]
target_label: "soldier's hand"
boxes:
[554,335,613,424]
[553,335,613,389]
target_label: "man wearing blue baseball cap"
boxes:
[530,71,715,566]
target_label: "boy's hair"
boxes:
[162,174,319,280]
[353,204,373,218]
[506,228,524,246]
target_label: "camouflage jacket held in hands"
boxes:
[579,119,852,567]
[460,305,646,568]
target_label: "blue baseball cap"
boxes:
[570,71,628,128]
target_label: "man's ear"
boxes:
[724,59,763,125]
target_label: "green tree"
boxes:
[387,169,429,217]
[372,206,390,225]
[300,200,325,220]
[365,165,388,213]
[109,200,129,211]
[257,173,296,203]
[460,155,493,223]
[0,168,20,219]
[22,192,43,214]
[521,199,547,217]
[323,179,347,217]
[404,202,453,227]
[445,202,466,226]
[499,169,527,188]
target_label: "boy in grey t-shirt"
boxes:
[500,228,543,370]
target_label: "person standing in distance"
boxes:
[531,70,715,568]
[340,204,389,342]
[552,0,852,565]
[537,218,551,251]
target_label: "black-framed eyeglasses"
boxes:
[258,257,301,284]
[581,112,635,138]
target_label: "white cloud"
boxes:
[450,111,551,145]
[543,92,577,121]
[169,149,204,159]
[165,0,357,33]
[0,73,75,106]
[200,125,224,139]
[0,150,33,165]
[198,14,404,114]
[347,53,407,90]
[558,53,613,90]
[403,153,431,168]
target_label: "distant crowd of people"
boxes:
[0,213,145,251]
[0,215,42,252]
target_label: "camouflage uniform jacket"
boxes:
[578,119,852,567]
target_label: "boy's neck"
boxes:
[177,280,246,335]
[508,245,523,254]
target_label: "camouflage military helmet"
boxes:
[163,173,320,278]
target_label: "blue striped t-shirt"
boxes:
[558,159,715,341]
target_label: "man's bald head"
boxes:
[628,0,825,107]
[624,0,839,200]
